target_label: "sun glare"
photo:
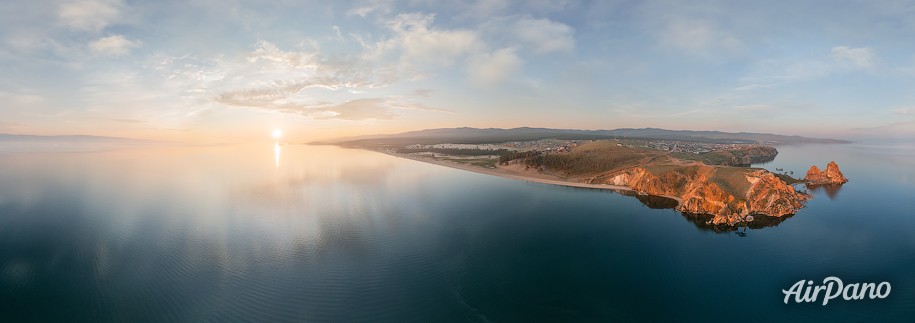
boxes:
[272,129,283,140]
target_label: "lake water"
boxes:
[0,142,913,322]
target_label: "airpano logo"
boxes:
[783,276,891,305]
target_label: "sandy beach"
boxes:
[379,150,685,204]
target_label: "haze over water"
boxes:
[0,142,913,322]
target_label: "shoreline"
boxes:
[376,150,684,204]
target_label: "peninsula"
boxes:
[328,127,849,226]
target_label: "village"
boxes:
[407,138,766,156]
[645,140,760,154]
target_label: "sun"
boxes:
[272,129,283,140]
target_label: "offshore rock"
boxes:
[805,161,848,185]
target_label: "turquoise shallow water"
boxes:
[0,142,913,322]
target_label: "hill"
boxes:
[324,127,848,146]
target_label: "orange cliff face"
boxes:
[805,161,849,185]
[595,165,810,226]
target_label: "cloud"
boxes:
[0,91,46,106]
[738,46,879,89]
[111,118,145,123]
[354,12,570,87]
[468,0,511,17]
[610,103,708,119]
[729,102,816,115]
[332,25,343,41]
[76,67,195,128]
[467,47,522,86]
[510,17,574,54]
[299,98,398,120]
[110,39,449,125]
[89,35,141,57]
[734,104,773,112]
[473,16,574,56]
[191,40,453,121]
[217,96,448,121]
[215,83,332,107]
[776,60,834,81]
[58,0,126,32]
[830,46,877,69]
[449,0,575,19]
[346,0,394,17]
[896,108,912,115]
[371,13,480,68]
[412,89,433,97]
[660,19,742,56]
[206,41,400,110]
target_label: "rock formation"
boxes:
[805,161,848,185]
[595,165,810,226]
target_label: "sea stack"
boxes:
[805,161,848,185]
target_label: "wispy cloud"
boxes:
[738,46,878,89]
[346,0,394,17]
[0,90,47,110]
[830,46,877,69]
[153,39,458,121]
[412,89,434,97]
[88,35,141,57]
[110,118,146,123]
[217,96,450,121]
[509,17,575,54]
[369,13,481,69]
[206,40,406,116]
[57,0,127,32]
[467,47,522,86]
[733,104,773,112]
[659,18,743,57]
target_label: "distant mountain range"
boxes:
[324,127,850,146]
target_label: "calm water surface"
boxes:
[0,142,913,322]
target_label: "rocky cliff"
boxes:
[805,161,848,185]
[594,164,810,226]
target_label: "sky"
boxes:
[1,0,914,143]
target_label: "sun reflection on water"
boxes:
[274,143,281,168]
